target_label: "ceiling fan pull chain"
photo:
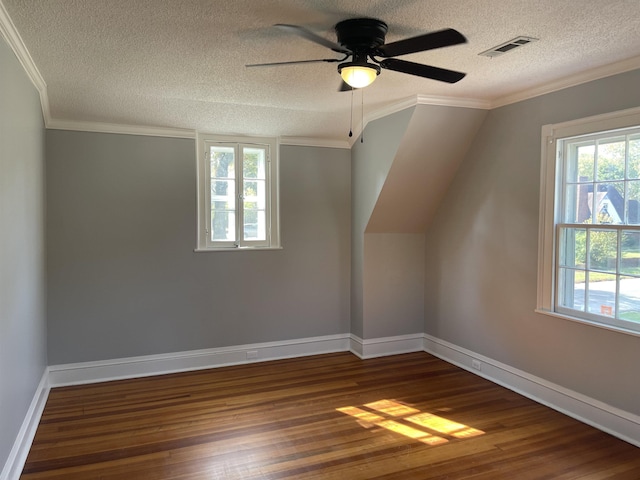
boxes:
[361,88,364,143]
[349,88,354,137]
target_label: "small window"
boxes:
[538,108,640,334]
[196,134,280,250]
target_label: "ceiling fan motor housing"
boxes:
[335,18,388,54]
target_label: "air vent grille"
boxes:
[479,36,538,58]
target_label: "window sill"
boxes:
[535,308,640,338]
[194,246,283,253]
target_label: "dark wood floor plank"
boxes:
[21,352,640,479]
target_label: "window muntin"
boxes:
[541,119,640,333]
[197,134,279,250]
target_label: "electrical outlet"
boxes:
[471,359,481,371]
[246,350,258,360]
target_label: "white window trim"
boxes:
[195,133,281,251]
[537,106,640,336]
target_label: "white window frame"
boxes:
[195,133,280,251]
[537,106,640,336]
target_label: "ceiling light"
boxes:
[338,61,381,88]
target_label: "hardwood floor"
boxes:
[21,352,640,479]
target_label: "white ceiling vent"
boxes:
[479,36,538,58]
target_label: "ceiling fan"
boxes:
[247,18,467,90]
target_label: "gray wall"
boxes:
[45,133,351,364]
[364,233,424,338]
[0,39,47,470]
[424,68,640,415]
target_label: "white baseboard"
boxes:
[49,331,424,386]
[423,333,640,448]
[48,334,351,387]
[350,333,424,359]
[0,369,50,480]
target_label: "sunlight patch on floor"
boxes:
[337,399,484,445]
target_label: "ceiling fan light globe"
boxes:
[340,65,379,88]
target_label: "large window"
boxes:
[538,108,640,334]
[196,134,280,250]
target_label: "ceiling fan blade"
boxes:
[379,58,466,83]
[376,28,466,57]
[275,24,351,54]
[246,58,341,68]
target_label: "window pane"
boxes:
[575,143,596,182]
[579,184,594,224]
[244,180,257,199]
[243,210,266,241]
[586,272,616,317]
[558,268,584,312]
[593,182,624,224]
[210,178,236,238]
[563,184,579,223]
[211,211,235,241]
[210,147,235,179]
[243,148,266,180]
[559,228,586,268]
[588,229,617,272]
[621,231,640,275]
[628,181,640,225]
[211,180,235,204]
[629,134,640,179]
[619,276,640,323]
[244,180,266,209]
[596,137,626,181]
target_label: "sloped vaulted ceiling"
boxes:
[366,104,487,233]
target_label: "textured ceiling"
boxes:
[3,0,640,143]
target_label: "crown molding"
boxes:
[417,94,492,110]
[490,54,640,109]
[48,121,352,147]
[47,119,196,139]
[0,0,50,125]
[348,93,491,147]
[279,136,350,149]
[368,93,492,126]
